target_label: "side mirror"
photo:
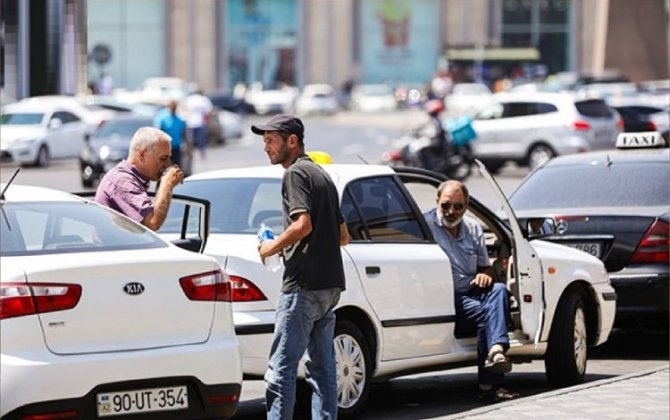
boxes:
[48,118,63,129]
[527,217,556,238]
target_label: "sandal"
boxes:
[478,386,520,404]
[484,349,512,374]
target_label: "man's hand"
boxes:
[161,165,184,187]
[470,272,493,288]
[258,240,278,264]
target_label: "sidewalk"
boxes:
[444,366,669,419]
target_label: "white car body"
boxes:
[166,162,616,416]
[0,101,92,167]
[471,91,622,171]
[216,109,244,139]
[0,185,242,419]
[350,84,398,112]
[294,83,339,115]
[245,88,298,115]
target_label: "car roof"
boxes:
[0,184,86,203]
[493,91,600,104]
[540,147,669,167]
[186,163,395,186]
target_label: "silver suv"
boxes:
[471,92,622,172]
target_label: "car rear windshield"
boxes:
[171,178,283,234]
[574,99,613,118]
[1,202,166,256]
[509,162,669,210]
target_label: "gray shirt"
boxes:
[424,208,490,294]
[95,160,153,223]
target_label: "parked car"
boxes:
[214,109,245,142]
[245,86,298,115]
[445,82,497,118]
[612,104,669,142]
[161,162,616,417]
[0,183,242,419]
[507,131,669,329]
[350,84,398,112]
[1,101,91,167]
[471,92,623,172]
[207,92,256,115]
[79,115,193,188]
[294,83,339,115]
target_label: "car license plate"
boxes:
[567,242,602,258]
[97,386,188,417]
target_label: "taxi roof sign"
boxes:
[616,131,666,149]
[307,150,333,164]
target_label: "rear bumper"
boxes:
[610,270,669,323]
[1,338,242,417]
[2,378,240,420]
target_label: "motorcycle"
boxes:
[381,117,476,181]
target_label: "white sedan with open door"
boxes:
[163,160,616,417]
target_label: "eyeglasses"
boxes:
[440,202,465,211]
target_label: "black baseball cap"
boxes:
[251,114,304,138]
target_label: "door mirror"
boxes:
[527,217,555,238]
[48,118,63,129]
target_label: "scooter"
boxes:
[381,124,474,181]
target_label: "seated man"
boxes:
[424,180,519,404]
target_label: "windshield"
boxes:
[1,202,166,256]
[171,178,283,234]
[95,120,151,139]
[0,113,45,125]
[509,162,670,210]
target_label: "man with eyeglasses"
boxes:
[424,180,519,404]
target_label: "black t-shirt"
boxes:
[281,155,346,292]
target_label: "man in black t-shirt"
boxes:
[252,114,349,420]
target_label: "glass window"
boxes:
[1,202,166,256]
[96,119,151,138]
[535,102,558,114]
[509,162,670,210]
[575,100,614,118]
[170,178,283,234]
[0,113,45,125]
[343,176,425,242]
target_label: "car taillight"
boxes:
[228,275,268,302]
[179,270,231,302]
[616,117,625,131]
[645,121,657,131]
[571,120,591,131]
[20,410,78,420]
[630,220,669,264]
[0,283,82,320]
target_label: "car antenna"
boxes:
[0,168,20,201]
[357,155,369,164]
[606,154,613,168]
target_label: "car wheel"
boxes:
[34,145,50,167]
[528,144,555,170]
[335,319,372,418]
[545,291,588,387]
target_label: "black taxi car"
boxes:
[508,131,669,328]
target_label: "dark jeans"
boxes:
[455,282,510,386]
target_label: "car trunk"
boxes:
[28,251,216,355]
[537,215,655,272]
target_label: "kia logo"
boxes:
[123,282,145,296]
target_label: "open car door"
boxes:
[475,159,545,342]
[73,192,210,254]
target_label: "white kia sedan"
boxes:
[163,161,616,417]
[0,183,242,419]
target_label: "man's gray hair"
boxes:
[129,127,171,155]
[436,180,469,203]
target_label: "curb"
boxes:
[442,365,670,419]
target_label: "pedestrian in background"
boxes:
[154,100,189,167]
[95,127,183,231]
[251,114,350,420]
[184,89,213,158]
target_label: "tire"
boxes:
[34,145,50,167]
[545,291,588,387]
[528,144,555,170]
[334,319,372,418]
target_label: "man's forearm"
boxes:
[143,185,173,230]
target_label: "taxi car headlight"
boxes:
[99,145,111,160]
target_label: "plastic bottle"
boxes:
[257,223,282,272]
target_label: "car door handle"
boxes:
[366,266,380,275]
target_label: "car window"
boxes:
[171,178,283,234]
[0,112,45,125]
[0,202,166,256]
[574,99,613,118]
[503,102,535,118]
[535,102,558,114]
[52,111,81,124]
[509,162,670,209]
[342,176,425,242]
